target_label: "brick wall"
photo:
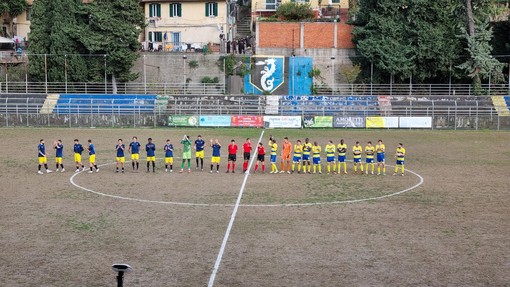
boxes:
[258,22,354,49]
[258,23,301,49]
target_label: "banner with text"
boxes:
[231,115,264,127]
[303,116,333,128]
[199,115,232,127]
[263,116,302,128]
[399,117,432,128]
[168,115,198,127]
[333,116,365,128]
[365,117,399,128]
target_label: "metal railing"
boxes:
[315,84,510,97]
[0,82,226,95]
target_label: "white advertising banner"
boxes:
[399,117,432,128]
[263,116,302,128]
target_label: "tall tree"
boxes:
[0,0,28,37]
[28,0,87,82]
[352,0,463,83]
[76,0,145,91]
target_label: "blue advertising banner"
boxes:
[199,115,232,127]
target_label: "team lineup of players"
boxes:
[37,135,407,176]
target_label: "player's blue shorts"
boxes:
[270,155,277,163]
[313,157,321,164]
[396,160,404,165]
[354,158,361,163]
[377,153,385,163]
[338,155,346,162]
[366,158,374,163]
[326,156,335,163]
[302,154,310,161]
[293,156,301,163]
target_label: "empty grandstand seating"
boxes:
[0,94,47,114]
[280,95,380,115]
[53,94,157,114]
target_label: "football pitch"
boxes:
[1,127,509,286]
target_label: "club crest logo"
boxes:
[249,56,285,94]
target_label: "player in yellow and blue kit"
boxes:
[146,138,156,173]
[54,139,65,172]
[312,141,322,174]
[291,139,302,174]
[73,139,85,172]
[129,136,141,170]
[302,138,312,174]
[115,139,125,173]
[336,139,347,174]
[393,143,406,176]
[164,139,174,173]
[352,141,364,174]
[365,141,375,175]
[87,139,99,173]
[210,139,221,173]
[195,135,206,171]
[270,139,278,174]
[376,139,386,175]
[37,139,52,174]
[325,140,336,174]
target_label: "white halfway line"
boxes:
[207,129,265,287]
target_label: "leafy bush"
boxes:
[275,2,314,21]
[201,76,219,84]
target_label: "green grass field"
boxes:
[1,127,509,286]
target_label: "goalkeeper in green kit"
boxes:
[180,135,192,173]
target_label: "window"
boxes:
[266,0,276,10]
[26,6,32,21]
[171,32,181,45]
[148,31,163,42]
[205,2,218,17]
[170,3,182,17]
[332,0,340,3]
[149,3,161,17]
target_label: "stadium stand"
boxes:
[491,96,510,116]
[53,94,158,114]
[279,95,380,116]
[0,94,47,114]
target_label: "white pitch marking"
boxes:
[207,130,265,287]
[70,162,424,207]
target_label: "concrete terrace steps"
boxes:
[39,94,60,114]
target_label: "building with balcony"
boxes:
[141,0,230,52]
[1,0,32,42]
[251,0,349,32]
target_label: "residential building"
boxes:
[251,0,349,31]
[1,0,33,42]
[141,0,229,52]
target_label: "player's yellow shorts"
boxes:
[74,153,82,163]
[116,157,125,163]
[196,150,204,159]
[147,156,155,162]
[89,154,96,164]
[131,154,139,160]
[211,156,220,164]
[165,157,174,164]
[55,157,62,164]
[38,156,47,164]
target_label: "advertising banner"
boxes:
[167,115,198,127]
[199,115,231,127]
[263,116,301,128]
[231,115,264,127]
[303,116,333,128]
[333,116,365,128]
[399,117,432,128]
[365,117,399,128]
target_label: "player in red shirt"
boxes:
[242,138,252,173]
[254,142,265,173]
[226,139,238,173]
